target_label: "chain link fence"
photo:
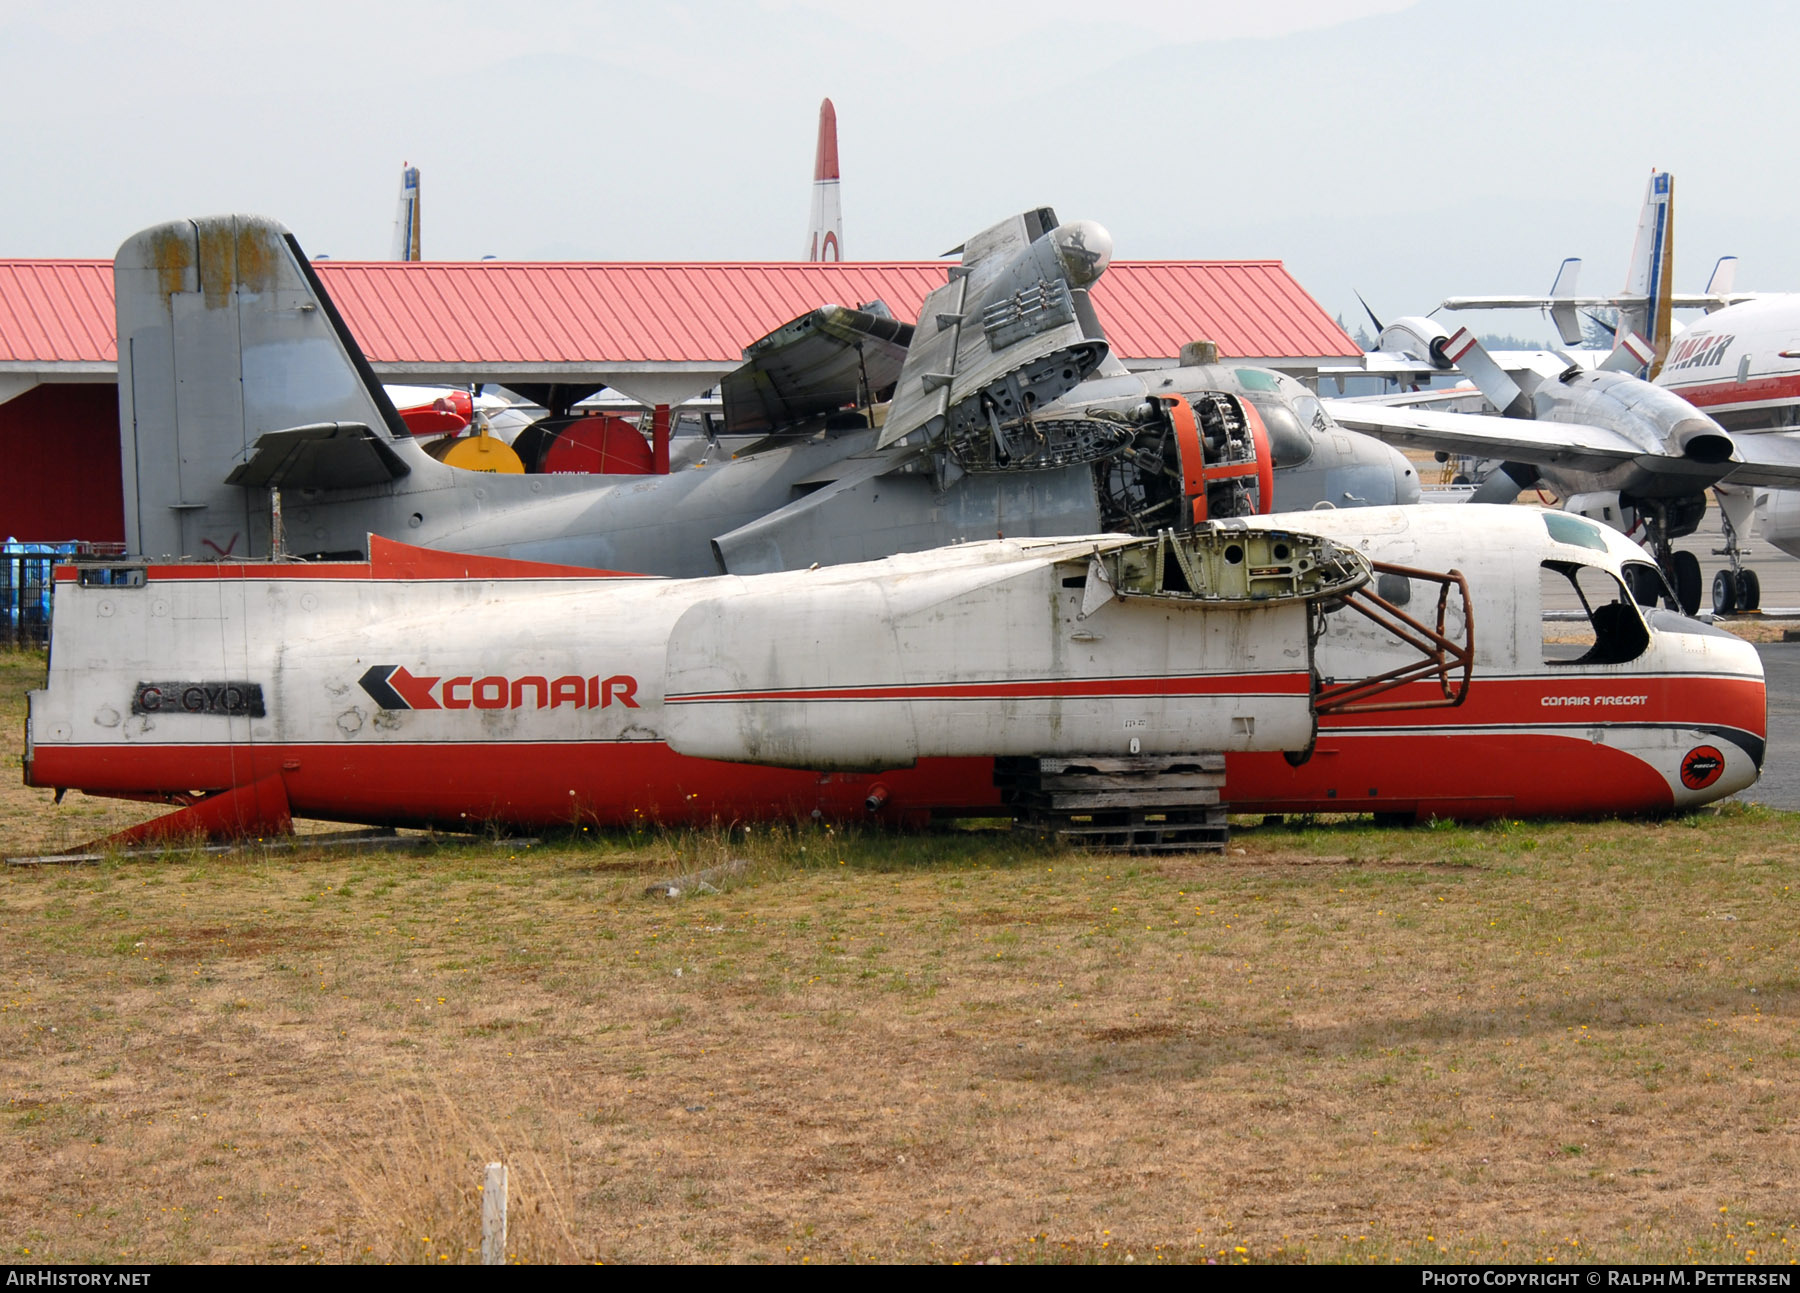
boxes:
[2,542,127,647]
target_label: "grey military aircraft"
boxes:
[117,209,1420,576]
[1320,318,1800,615]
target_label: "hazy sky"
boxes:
[4,0,1795,335]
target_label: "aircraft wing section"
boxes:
[225,422,412,491]
[1329,384,1489,411]
[1323,401,1644,475]
[878,208,1113,453]
[720,305,914,435]
[1315,354,1442,380]
[1718,433,1800,489]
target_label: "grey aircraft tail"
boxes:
[116,214,438,560]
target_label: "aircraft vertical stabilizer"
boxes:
[1703,255,1738,307]
[805,100,843,261]
[392,163,421,261]
[116,215,423,561]
[1623,170,1675,368]
[1548,258,1584,347]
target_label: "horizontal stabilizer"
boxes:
[1444,292,1748,312]
[226,423,412,491]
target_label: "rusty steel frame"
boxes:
[1313,560,1474,715]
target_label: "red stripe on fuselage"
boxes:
[1315,673,1764,738]
[29,670,1759,828]
[29,720,1723,829]
[667,672,1312,705]
[27,741,996,830]
[1663,370,1800,411]
[52,536,649,585]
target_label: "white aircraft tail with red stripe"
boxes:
[805,99,843,261]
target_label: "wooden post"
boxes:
[481,1161,507,1265]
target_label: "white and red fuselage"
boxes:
[1657,296,1800,433]
[23,508,1763,839]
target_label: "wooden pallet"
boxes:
[995,755,1230,854]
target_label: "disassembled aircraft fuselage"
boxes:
[24,506,1763,845]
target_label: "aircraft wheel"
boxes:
[1740,568,1762,612]
[1671,550,1702,617]
[1624,564,1662,606]
[1713,569,1739,617]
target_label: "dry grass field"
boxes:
[2,648,1797,1265]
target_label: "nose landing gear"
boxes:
[1710,485,1762,616]
[1712,566,1761,617]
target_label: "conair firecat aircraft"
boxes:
[23,504,1762,846]
[115,208,1419,577]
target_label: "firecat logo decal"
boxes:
[1680,745,1725,791]
[358,666,638,712]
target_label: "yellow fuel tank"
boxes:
[423,432,525,474]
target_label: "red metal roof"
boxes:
[1099,262,1359,363]
[317,262,953,366]
[0,261,116,364]
[0,258,1357,367]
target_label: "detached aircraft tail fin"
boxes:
[805,100,842,261]
[116,214,418,560]
[392,163,421,261]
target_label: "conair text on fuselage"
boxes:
[358,665,638,712]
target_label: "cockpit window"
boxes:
[1543,511,1609,552]
[1241,394,1314,468]
[1290,392,1331,433]
[1541,560,1649,666]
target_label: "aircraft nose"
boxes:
[1390,445,1421,505]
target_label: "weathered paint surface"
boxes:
[27,529,1355,832]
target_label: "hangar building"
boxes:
[0,257,1358,545]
